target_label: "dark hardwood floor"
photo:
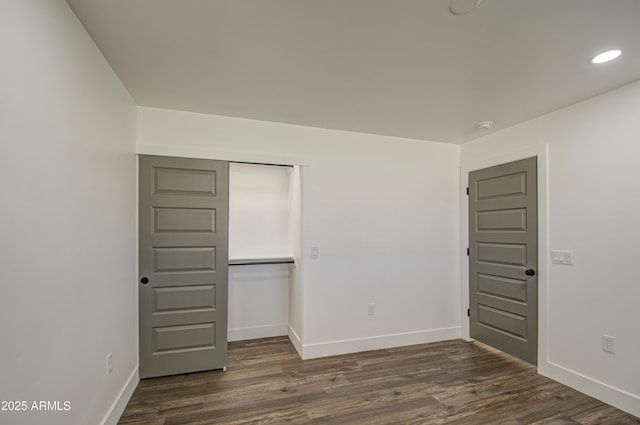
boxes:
[118,337,639,425]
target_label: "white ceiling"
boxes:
[66,0,640,144]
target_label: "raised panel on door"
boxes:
[469,157,538,364]
[139,155,228,378]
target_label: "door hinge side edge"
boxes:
[466,187,469,195]
[467,308,470,317]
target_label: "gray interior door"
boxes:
[139,155,229,378]
[469,157,538,364]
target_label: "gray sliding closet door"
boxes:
[139,155,229,378]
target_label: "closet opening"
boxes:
[228,162,302,343]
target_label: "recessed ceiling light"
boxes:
[590,49,622,64]
[449,0,482,15]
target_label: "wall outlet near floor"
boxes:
[106,352,113,375]
[602,335,616,354]
[368,303,376,316]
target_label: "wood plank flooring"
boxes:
[118,337,639,425]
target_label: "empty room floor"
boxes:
[118,337,640,424]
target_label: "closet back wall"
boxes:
[228,163,297,341]
[229,163,294,260]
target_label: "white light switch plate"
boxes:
[551,250,573,265]
[311,246,319,259]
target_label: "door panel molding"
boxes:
[469,157,538,364]
[139,155,229,378]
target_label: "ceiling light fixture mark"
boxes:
[449,0,482,15]
[477,121,493,130]
[590,49,622,64]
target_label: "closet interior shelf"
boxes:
[228,258,295,267]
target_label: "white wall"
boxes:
[461,80,640,417]
[228,264,291,341]
[229,163,294,260]
[288,166,304,349]
[138,107,461,358]
[0,2,138,425]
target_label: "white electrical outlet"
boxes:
[368,303,375,316]
[106,352,113,375]
[602,335,616,354]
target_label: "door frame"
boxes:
[460,144,549,374]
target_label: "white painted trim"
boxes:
[460,144,550,372]
[136,143,312,166]
[544,361,640,418]
[288,326,303,358]
[228,323,289,342]
[300,327,461,360]
[100,367,139,425]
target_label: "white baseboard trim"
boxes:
[288,326,303,358]
[228,323,289,342]
[544,361,640,418]
[100,366,139,425]
[301,326,461,360]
